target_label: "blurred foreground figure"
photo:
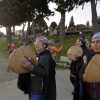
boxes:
[8,43,16,54]
[8,36,56,100]
[83,32,100,100]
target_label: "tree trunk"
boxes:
[22,23,26,36]
[22,23,26,44]
[58,11,65,43]
[59,11,65,33]
[91,0,97,26]
[31,20,36,37]
[12,26,15,33]
[26,21,31,39]
[6,26,12,43]
[27,21,31,33]
[90,0,100,32]
[22,23,26,39]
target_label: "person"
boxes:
[75,35,95,100]
[8,42,16,54]
[75,37,89,55]
[67,46,84,100]
[22,36,56,100]
[82,32,100,100]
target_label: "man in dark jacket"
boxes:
[70,56,84,100]
[67,46,84,100]
[23,36,56,100]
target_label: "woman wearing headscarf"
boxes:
[83,32,100,100]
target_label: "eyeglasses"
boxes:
[91,40,100,43]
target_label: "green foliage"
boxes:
[50,0,90,12]
[0,0,26,26]
[0,37,8,54]
[51,33,91,69]
[0,0,95,27]
[0,0,52,26]
[0,33,91,57]
[48,33,91,58]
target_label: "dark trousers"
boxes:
[44,79,56,100]
[70,76,80,100]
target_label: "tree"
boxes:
[50,22,57,30]
[69,16,75,27]
[0,0,99,41]
[97,17,100,24]
[0,0,30,42]
[86,21,90,28]
[34,15,48,32]
[91,0,98,26]
[0,0,52,26]
[0,0,52,43]
[50,0,99,32]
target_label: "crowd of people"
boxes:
[67,32,100,100]
[8,31,100,100]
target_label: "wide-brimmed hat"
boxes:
[67,46,83,59]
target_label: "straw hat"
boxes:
[8,45,36,74]
[67,46,83,61]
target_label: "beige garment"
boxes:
[83,54,100,82]
[8,45,36,74]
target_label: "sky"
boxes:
[45,1,100,26]
[0,1,100,34]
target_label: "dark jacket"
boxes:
[69,42,95,100]
[70,57,84,100]
[31,50,56,100]
[70,57,84,84]
[17,73,31,94]
[79,49,95,100]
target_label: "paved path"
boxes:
[0,56,73,100]
[56,70,73,100]
[0,55,17,83]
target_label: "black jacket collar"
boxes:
[37,49,50,56]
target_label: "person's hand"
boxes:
[22,59,33,71]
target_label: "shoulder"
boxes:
[83,50,95,64]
